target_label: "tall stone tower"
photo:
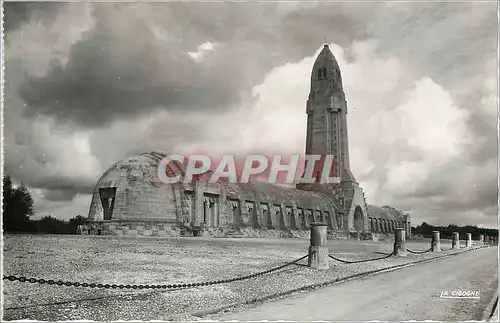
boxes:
[305,44,355,183]
[301,44,369,235]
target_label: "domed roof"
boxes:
[224,181,342,212]
[97,153,159,181]
[95,152,185,188]
[88,152,183,222]
[367,205,406,222]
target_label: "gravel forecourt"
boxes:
[2,234,485,321]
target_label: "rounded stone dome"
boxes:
[87,152,180,223]
[367,205,404,222]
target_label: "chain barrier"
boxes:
[3,253,310,290]
[328,250,395,264]
[330,241,485,263]
[406,247,432,254]
[4,242,490,290]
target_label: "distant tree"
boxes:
[412,221,497,240]
[3,174,13,219]
[3,175,35,232]
[13,183,34,219]
[69,215,88,233]
[35,216,72,234]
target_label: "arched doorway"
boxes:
[354,206,364,232]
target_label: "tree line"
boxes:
[412,222,498,240]
[3,174,88,234]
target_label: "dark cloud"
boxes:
[17,12,238,127]
[29,175,94,195]
[16,2,371,128]
[42,189,79,202]
[3,2,63,32]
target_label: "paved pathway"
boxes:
[215,247,498,321]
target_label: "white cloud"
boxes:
[481,64,497,119]
[32,193,93,219]
[229,41,475,224]
[385,161,430,195]
[4,114,102,189]
[395,78,467,162]
[188,41,218,62]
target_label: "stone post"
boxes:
[452,232,460,249]
[193,181,203,227]
[431,231,441,252]
[479,234,484,245]
[203,199,211,228]
[308,223,329,270]
[393,228,407,257]
[219,188,228,226]
[240,200,249,227]
[466,233,472,248]
[281,204,289,229]
[292,204,300,229]
[213,200,219,228]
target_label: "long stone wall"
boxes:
[79,221,182,237]
[175,184,344,233]
[78,221,350,239]
[367,216,411,236]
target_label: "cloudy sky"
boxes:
[3,1,498,228]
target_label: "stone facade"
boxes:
[83,44,411,239]
[366,205,412,238]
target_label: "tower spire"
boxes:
[305,43,355,183]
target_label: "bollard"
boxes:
[452,232,460,249]
[466,233,472,248]
[308,223,329,270]
[431,231,441,252]
[393,228,407,257]
[479,234,484,245]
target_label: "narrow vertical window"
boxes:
[318,68,323,79]
[323,68,327,78]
